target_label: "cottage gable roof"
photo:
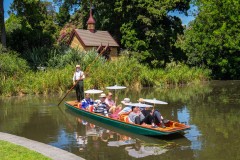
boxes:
[73,29,119,47]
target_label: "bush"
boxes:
[0,48,211,96]
[87,56,143,89]
[0,45,29,78]
[19,65,73,95]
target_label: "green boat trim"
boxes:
[65,101,190,136]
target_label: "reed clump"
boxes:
[0,47,211,96]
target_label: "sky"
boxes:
[3,0,195,25]
[3,0,12,20]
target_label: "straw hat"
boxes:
[101,131,109,142]
[76,64,80,68]
[92,136,99,141]
[138,98,144,103]
[99,93,106,98]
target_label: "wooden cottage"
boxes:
[68,9,119,59]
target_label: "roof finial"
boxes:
[87,1,95,33]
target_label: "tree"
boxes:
[54,0,190,67]
[179,0,240,79]
[0,0,6,47]
[6,0,59,53]
[115,0,190,67]
[56,2,70,26]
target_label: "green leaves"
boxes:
[6,0,59,53]
[0,45,29,78]
[178,0,240,79]
[114,0,190,66]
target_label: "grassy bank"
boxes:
[0,140,51,160]
[0,48,211,96]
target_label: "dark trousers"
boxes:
[153,110,162,124]
[75,81,84,102]
[135,114,154,125]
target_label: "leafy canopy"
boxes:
[179,0,240,79]
[6,0,59,53]
[54,0,190,67]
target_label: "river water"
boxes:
[0,81,240,160]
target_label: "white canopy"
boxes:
[84,89,103,94]
[106,85,126,90]
[142,99,168,105]
[129,103,153,108]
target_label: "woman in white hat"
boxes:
[118,98,132,115]
[73,64,85,102]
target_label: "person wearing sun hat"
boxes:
[105,92,121,113]
[94,93,109,116]
[73,64,85,102]
[121,98,131,105]
[118,98,132,115]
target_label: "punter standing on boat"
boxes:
[73,64,85,102]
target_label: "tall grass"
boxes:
[87,57,143,89]
[163,62,211,86]
[0,48,211,96]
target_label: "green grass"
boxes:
[0,140,51,160]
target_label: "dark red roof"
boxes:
[72,29,119,47]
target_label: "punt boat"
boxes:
[65,101,190,136]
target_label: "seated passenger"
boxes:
[118,98,132,115]
[141,107,166,128]
[105,92,122,113]
[138,98,166,128]
[94,93,109,117]
[152,109,167,128]
[81,93,94,110]
[128,106,153,126]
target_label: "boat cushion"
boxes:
[119,114,129,123]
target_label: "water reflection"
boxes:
[1,81,240,160]
[125,145,168,158]
[73,116,171,158]
[107,135,136,147]
[177,106,202,150]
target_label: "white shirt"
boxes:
[73,70,85,82]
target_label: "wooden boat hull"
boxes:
[65,101,190,136]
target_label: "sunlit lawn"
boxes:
[0,140,51,160]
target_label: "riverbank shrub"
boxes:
[0,48,29,78]
[0,49,211,96]
[0,46,30,96]
[18,66,73,95]
[22,46,107,70]
[86,57,143,89]
[46,47,83,68]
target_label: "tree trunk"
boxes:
[0,0,6,47]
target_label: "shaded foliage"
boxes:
[0,44,29,78]
[6,0,59,53]
[177,0,240,79]
[56,2,70,26]
[54,0,190,67]
[0,0,6,47]
[115,0,190,67]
